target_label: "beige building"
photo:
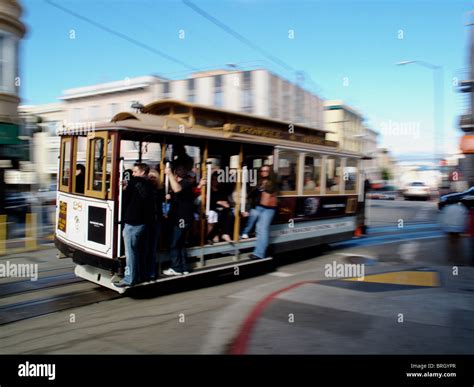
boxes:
[61,75,163,124]
[361,126,380,181]
[58,69,325,129]
[22,69,328,183]
[18,103,64,187]
[324,100,365,154]
[0,0,25,126]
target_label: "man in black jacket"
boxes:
[162,165,194,276]
[114,163,154,287]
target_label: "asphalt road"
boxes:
[1,199,472,355]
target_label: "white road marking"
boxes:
[268,272,295,277]
[335,253,377,260]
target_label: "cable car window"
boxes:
[303,155,321,194]
[106,138,113,193]
[278,151,298,193]
[86,132,114,199]
[60,138,72,191]
[91,138,105,191]
[326,156,341,194]
[73,136,87,194]
[344,158,358,193]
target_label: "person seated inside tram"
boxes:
[75,164,85,194]
[279,176,292,191]
[206,172,234,243]
[303,174,316,190]
[328,175,340,192]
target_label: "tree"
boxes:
[381,168,391,181]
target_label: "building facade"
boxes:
[458,14,474,186]
[361,126,380,181]
[22,69,328,184]
[324,100,365,154]
[0,0,26,209]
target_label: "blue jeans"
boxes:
[170,224,190,273]
[123,223,146,285]
[242,208,259,235]
[253,206,276,258]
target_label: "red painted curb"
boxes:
[229,280,314,355]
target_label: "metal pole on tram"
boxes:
[241,166,248,214]
[199,143,208,268]
[117,157,124,258]
[165,162,170,193]
[232,146,244,257]
[164,161,170,217]
[206,160,212,216]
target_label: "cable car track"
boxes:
[0,272,83,298]
[0,286,120,325]
[0,222,441,326]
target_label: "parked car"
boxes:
[367,192,396,200]
[403,181,431,200]
[438,186,474,210]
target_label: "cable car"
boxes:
[54,100,365,293]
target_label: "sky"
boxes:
[20,0,474,159]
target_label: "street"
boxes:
[0,198,473,355]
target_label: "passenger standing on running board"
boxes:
[247,165,278,260]
[114,163,154,287]
[163,165,194,276]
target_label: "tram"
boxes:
[54,100,365,293]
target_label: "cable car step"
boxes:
[75,255,273,294]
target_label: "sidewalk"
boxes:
[229,236,474,354]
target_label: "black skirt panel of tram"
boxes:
[54,237,119,272]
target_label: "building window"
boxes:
[303,155,321,194]
[0,33,17,94]
[109,103,119,117]
[128,101,136,112]
[163,82,170,99]
[0,35,4,90]
[241,71,252,113]
[270,76,279,119]
[295,86,304,123]
[187,78,195,103]
[48,121,58,135]
[72,108,82,123]
[282,81,290,121]
[277,151,298,193]
[14,39,19,94]
[89,105,100,121]
[214,75,223,107]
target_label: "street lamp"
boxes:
[396,60,444,163]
